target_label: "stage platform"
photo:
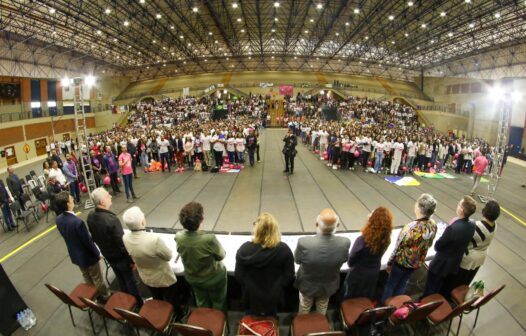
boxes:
[1,129,525,335]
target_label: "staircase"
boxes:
[268,99,285,127]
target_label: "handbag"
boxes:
[238,317,277,336]
[392,301,421,320]
[465,280,485,300]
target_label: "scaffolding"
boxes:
[72,78,97,209]
[478,97,511,203]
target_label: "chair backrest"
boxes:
[113,307,156,331]
[32,186,43,198]
[171,323,213,336]
[472,284,506,309]
[20,193,31,203]
[45,283,79,308]
[79,296,114,320]
[355,306,395,326]
[25,175,33,182]
[404,300,443,324]
[443,296,478,321]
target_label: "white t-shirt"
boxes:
[226,138,236,152]
[407,141,416,157]
[235,138,245,152]
[158,139,170,154]
[49,168,66,185]
[202,135,211,151]
[393,142,404,159]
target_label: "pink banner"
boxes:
[279,84,294,96]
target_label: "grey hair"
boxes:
[316,214,340,234]
[417,193,437,218]
[122,206,145,231]
[91,187,109,206]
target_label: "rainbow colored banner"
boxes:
[385,176,421,186]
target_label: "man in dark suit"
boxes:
[6,166,25,210]
[423,195,477,298]
[294,208,350,314]
[55,191,109,298]
[87,187,142,304]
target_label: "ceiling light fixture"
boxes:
[232,3,238,8]
[495,12,501,18]
[345,22,350,26]
[49,8,56,14]
[388,15,394,20]
[171,26,175,29]
[421,23,427,28]
[105,8,111,14]
[237,18,242,22]
[156,13,161,19]
[192,7,198,12]
[407,1,414,6]
[140,0,145,4]
[354,8,360,14]
[317,4,323,9]
[440,12,446,17]
[274,2,280,8]
[124,20,129,26]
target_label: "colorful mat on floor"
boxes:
[414,172,456,179]
[385,176,421,186]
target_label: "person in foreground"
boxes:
[122,206,182,314]
[55,191,109,299]
[235,213,295,316]
[381,194,437,304]
[423,195,476,298]
[445,200,499,290]
[87,188,142,305]
[344,207,393,300]
[295,208,350,314]
[175,202,227,311]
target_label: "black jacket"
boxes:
[0,180,9,205]
[235,241,295,315]
[429,217,475,277]
[282,134,298,156]
[6,174,23,198]
[86,207,133,264]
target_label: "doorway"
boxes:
[35,138,48,156]
[5,146,17,165]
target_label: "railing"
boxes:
[0,103,113,123]
[115,81,431,102]
[416,104,470,117]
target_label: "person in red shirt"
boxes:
[471,149,488,196]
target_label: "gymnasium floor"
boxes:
[1,129,525,335]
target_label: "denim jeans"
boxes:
[69,180,80,203]
[381,263,415,304]
[374,152,384,173]
[122,173,136,199]
[160,152,171,172]
[2,202,15,228]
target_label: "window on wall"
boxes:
[452,85,459,94]
[48,101,57,116]
[461,83,470,93]
[30,101,42,118]
[471,83,482,93]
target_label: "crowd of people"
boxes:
[52,190,498,317]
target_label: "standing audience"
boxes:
[344,207,393,300]
[175,202,227,311]
[423,195,476,298]
[382,194,437,303]
[295,209,350,315]
[235,213,295,316]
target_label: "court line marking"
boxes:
[0,211,81,263]
[501,206,526,227]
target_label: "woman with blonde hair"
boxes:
[344,207,393,299]
[235,213,295,315]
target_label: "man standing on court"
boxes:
[294,208,350,314]
[87,187,142,305]
[471,149,488,196]
[283,129,297,174]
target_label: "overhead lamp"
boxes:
[511,91,522,102]
[440,12,446,17]
[105,8,111,14]
[345,22,350,26]
[354,8,360,14]
[404,32,409,37]
[274,2,280,8]
[495,12,501,18]
[335,32,339,36]
[304,30,309,34]
[465,0,471,3]
[448,32,453,37]
[232,3,238,9]
[469,23,475,28]
[139,0,145,3]
[180,35,184,39]
[49,8,56,14]
[316,4,323,9]
[85,75,96,87]
[192,7,198,12]
[237,18,242,22]
[61,77,71,86]
[152,39,156,43]
[391,41,395,44]
[407,1,414,6]
[274,17,279,21]
[208,31,213,35]
[96,30,102,35]
[124,20,129,26]
[421,23,427,28]
[271,28,276,32]
[241,29,245,33]
[310,18,314,22]
[156,13,161,19]
[171,26,175,29]
[388,15,394,20]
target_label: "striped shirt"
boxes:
[460,220,496,270]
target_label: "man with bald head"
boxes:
[294,208,351,314]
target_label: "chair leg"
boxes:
[456,314,463,336]
[68,305,76,327]
[88,310,96,335]
[103,316,109,336]
[472,308,480,330]
[447,319,453,336]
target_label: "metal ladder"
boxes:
[73,79,96,209]
[479,99,511,203]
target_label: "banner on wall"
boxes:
[279,85,294,96]
[259,82,273,88]
[182,87,190,97]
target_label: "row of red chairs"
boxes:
[45,282,504,336]
[341,284,505,336]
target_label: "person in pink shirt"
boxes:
[119,145,138,203]
[471,149,488,196]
